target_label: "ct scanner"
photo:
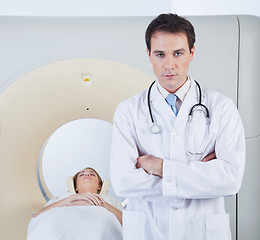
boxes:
[0,15,259,239]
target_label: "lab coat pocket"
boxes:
[187,217,205,240]
[123,210,146,240]
[205,214,231,240]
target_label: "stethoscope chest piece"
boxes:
[147,80,210,155]
[151,123,160,134]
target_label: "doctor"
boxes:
[110,13,245,240]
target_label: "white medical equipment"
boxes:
[37,118,116,201]
[148,80,210,155]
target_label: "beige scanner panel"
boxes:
[0,58,153,239]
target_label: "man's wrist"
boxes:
[154,158,163,177]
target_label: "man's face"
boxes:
[148,31,195,93]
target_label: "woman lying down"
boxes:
[27,167,122,240]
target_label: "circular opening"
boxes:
[37,118,113,201]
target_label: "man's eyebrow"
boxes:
[152,48,186,54]
[152,50,164,54]
[174,48,186,52]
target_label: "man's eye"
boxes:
[90,173,96,176]
[156,53,164,58]
[174,52,182,56]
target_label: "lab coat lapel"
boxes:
[174,79,199,125]
[149,82,176,117]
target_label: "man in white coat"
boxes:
[110,13,245,240]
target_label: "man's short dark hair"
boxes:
[145,13,196,53]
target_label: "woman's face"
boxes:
[75,168,101,194]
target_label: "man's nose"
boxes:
[164,56,175,70]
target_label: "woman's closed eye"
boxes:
[79,172,96,177]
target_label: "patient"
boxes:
[33,167,122,224]
[28,167,122,240]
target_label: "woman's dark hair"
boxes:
[145,13,196,53]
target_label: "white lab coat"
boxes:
[110,78,245,240]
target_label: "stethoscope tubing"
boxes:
[147,81,156,124]
[148,79,210,129]
[192,80,210,118]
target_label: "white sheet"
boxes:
[27,203,122,240]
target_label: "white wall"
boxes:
[172,0,260,17]
[0,0,171,16]
[0,0,259,17]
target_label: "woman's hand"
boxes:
[33,193,106,217]
[64,193,105,207]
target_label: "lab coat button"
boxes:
[173,132,178,136]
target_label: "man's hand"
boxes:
[136,152,215,178]
[136,155,163,177]
[201,152,216,162]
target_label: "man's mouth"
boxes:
[164,74,177,78]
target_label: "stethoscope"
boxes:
[148,80,210,155]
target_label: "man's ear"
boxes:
[190,45,195,58]
[147,48,152,63]
[147,48,151,56]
